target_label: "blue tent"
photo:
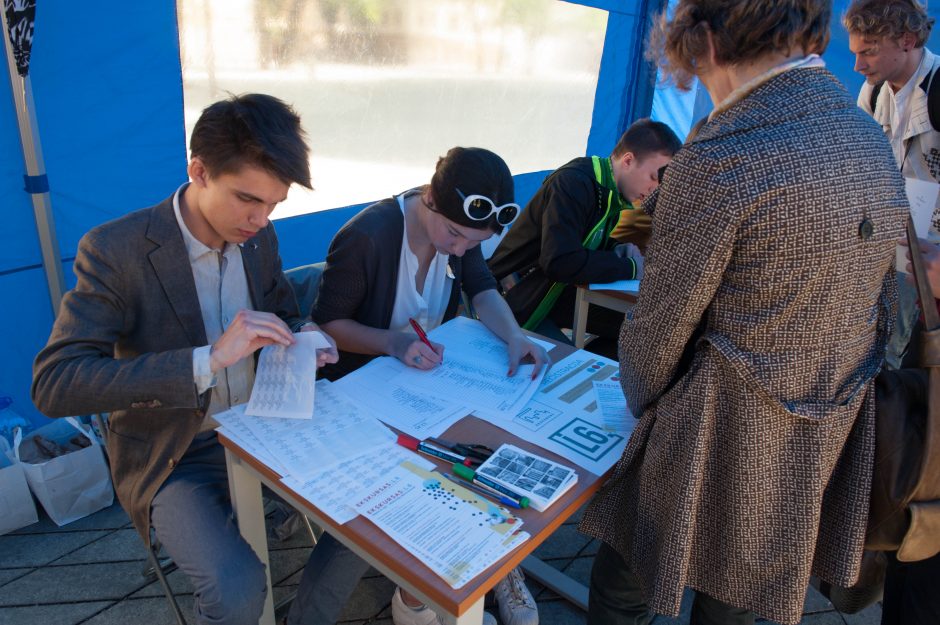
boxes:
[2,0,937,430]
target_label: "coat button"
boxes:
[859,219,874,240]
[196,409,206,418]
[168,458,176,469]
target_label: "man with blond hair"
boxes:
[847,0,939,368]
[846,1,940,623]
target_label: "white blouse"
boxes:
[388,191,454,334]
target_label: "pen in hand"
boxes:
[409,317,443,364]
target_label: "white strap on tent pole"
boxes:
[0,8,66,313]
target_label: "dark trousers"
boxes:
[881,551,940,625]
[589,542,755,625]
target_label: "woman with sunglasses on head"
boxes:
[313,146,549,383]
[309,147,547,625]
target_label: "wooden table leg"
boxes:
[226,449,276,625]
[573,287,590,348]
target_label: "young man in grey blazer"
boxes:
[32,94,363,625]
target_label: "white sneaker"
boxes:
[494,568,539,625]
[391,587,496,625]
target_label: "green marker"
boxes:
[452,463,530,509]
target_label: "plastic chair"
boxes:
[284,261,325,317]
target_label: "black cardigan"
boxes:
[312,195,497,379]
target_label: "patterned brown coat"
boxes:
[580,67,908,624]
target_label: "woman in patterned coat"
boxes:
[579,2,909,624]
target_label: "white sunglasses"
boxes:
[456,188,520,227]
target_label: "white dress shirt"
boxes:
[172,184,254,427]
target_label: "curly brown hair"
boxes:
[648,0,831,90]
[843,0,934,47]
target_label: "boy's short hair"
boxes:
[189,93,312,188]
[843,0,934,48]
[611,118,682,161]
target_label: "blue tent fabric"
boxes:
[1,2,184,428]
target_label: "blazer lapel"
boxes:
[240,239,265,310]
[146,198,208,348]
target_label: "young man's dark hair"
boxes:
[611,117,683,160]
[189,93,312,188]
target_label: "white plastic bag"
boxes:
[0,436,38,534]
[14,417,113,526]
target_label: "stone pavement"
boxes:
[0,501,882,625]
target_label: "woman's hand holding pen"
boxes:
[390,332,444,370]
[505,333,550,378]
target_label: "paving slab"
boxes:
[842,604,883,624]
[0,567,30,587]
[530,595,586,624]
[336,575,397,622]
[82,595,196,625]
[0,600,113,625]
[766,611,845,625]
[0,561,148,605]
[10,503,130,535]
[129,567,194,598]
[532,523,593,560]
[803,585,835,613]
[55,528,148,565]
[0,530,109,568]
[546,553,593,587]
[270,545,314,586]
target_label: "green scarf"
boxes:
[521,156,626,330]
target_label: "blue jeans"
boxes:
[150,431,367,625]
[589,541,754,625]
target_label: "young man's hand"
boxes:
[210,310,294,373]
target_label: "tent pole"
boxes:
[1,9,66,315]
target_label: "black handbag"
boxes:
[866,218,940,560]
[821,219,940,614]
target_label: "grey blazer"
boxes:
[32,196,302,544]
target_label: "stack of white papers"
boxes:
[478,350,634,475]
[333,317,548,436]
[353,462,529,588]
[247,331,332,419]
[215,381,435,524]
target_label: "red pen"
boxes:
[409,317,442,363]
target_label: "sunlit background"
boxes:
[177,0,607,218]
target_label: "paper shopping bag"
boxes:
[0,437,38,534]
[14,417,113,526]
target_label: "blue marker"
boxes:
[443,472,521,509]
